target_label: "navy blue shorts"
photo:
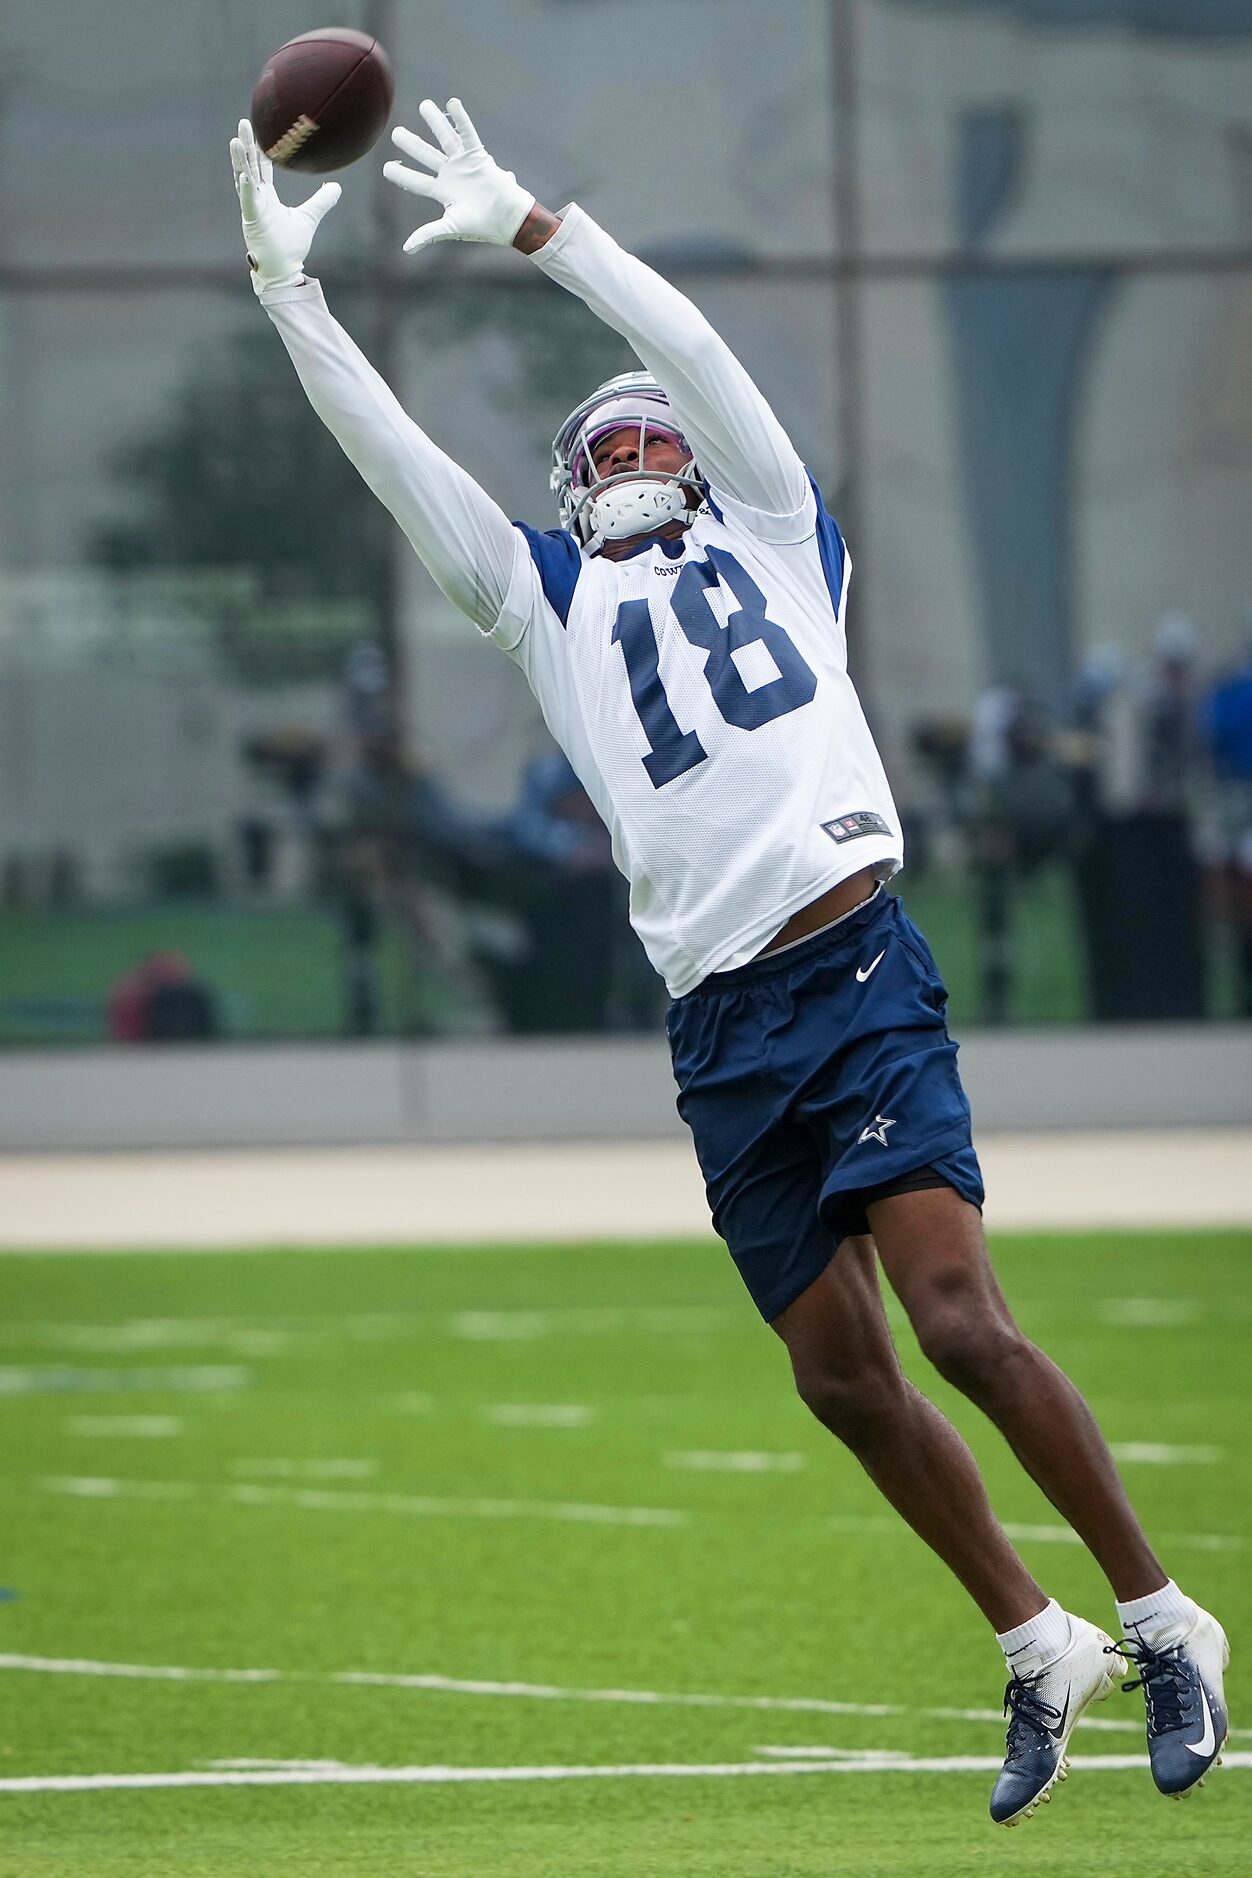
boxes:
[666,889,984,1323]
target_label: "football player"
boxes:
[230,103,1229,1826]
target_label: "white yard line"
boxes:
[66,1416,184,1438]
[4,1752,1251,1793]
[1109,1443,1220,1465]
[39,1476,686,1529]
[229,1460,379,1481]
[1100,1299,1204,1328]
[0,1365,249,1396]
[755,1745,904,1759]
[0,1129,1248,1250]
[32,1473,1247,1550]
[36,1320,291,1355]
[0,1655,283,1684]
[824,1511,1244,1552]
[666,1451,807,1473]
[451,1306,735,1340]
[4,1651,1247,1742]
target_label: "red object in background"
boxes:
[107,951,219,1044]
[107,951,188,1041]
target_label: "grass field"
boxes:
[1,1228,1248,1875]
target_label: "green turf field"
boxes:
[1,1228,1247,1875]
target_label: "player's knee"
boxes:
[793,1358,904,1452]
[916,1305,1025,1397]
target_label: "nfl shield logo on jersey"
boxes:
[822,811,892,845]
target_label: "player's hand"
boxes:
[229,117,341,295]
[383,99,535,255]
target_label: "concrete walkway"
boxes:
[0,1128,1246,1250]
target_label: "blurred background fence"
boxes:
[3,0,1252,1052]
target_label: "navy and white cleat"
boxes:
[1117,1606,1229,1798]
[990,1617,1126,1826]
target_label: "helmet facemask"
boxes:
[551,374,703,550]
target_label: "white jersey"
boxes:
[493,497,900,995]
[261,206,902,997]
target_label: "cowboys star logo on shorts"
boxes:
[858,1113,896,1147]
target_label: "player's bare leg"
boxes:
[771,1236,1046,1631]
[865,1184,1165,1599]
[777,1225,1133,1823]
[866,1182,1230,1806]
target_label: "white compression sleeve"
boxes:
[530,206,810,523]
[259,278,525,632]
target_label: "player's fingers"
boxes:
[403,216,456,255]
[233,161,258,218]
[230,136,246,180]
[240,119,272,187]
[444,99,482,152]
[245,129,267,191]
[418,98,462,156]
[302,181,342,226]
[382,160,445,202]
[390,125,446,171]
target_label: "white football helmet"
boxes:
[551,371,703,549]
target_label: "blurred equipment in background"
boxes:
[238,725,329,901]
[967,686,1075,1024]
[468,756,616,1033]
[327,647,652,1037]
[335,642,436,1037]
[1141,614,1201,814]
[419,751,655,1036]
[1065,636,1206,1021]
[1203,624,1252,1016]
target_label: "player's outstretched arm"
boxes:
[230,121,523,632]
[525,209,810,527]
[383,101,810,527]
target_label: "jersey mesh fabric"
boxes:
[491,486,903,997]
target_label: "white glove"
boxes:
[229,117,341,295]
[383,99,534,256]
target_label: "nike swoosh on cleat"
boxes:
[1045,1693,1071,1742]
[855,950,886,983]
[1184,1687,1216,1758]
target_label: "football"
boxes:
[250,27,395,173]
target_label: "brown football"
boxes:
[250,28,394,173]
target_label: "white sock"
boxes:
[996,1598,1072,1676]
[1115,1579,1197,1647]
